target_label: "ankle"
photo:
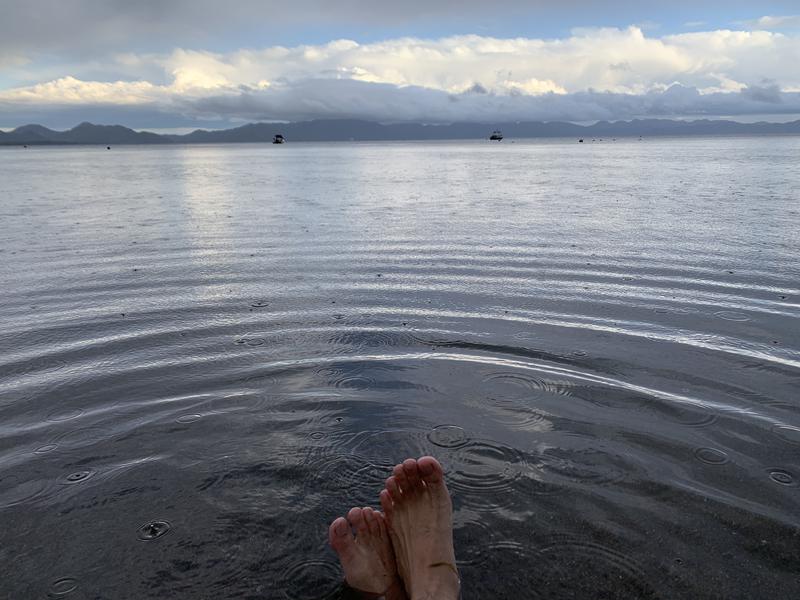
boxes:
[412,586,459,600]
[383,578,408,600]
[410,570,460,600]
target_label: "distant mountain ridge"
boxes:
[0,122,169,145]
[2,118,800,145]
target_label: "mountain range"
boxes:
[2,119,800,145]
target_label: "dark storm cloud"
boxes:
[4,78,799,130]
[0,0,581,56]
[6,1,800,64]
[183,79,800,123]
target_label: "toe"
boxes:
[417,455,445,485]
[328,517,355,557]
[375,511,389,539]
[379,489,394,520]
[402,458,422,490]
[392,464,409,493]
[418,456,451,503]
[385,476,402,502]
[347,506,368,534]
[363,507,380,536]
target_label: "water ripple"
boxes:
[2,139,799,599]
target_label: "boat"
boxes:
[273,134,285,144]
[489,130,503,141]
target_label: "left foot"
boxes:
[329,506,408,599]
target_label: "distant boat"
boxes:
[489,130,503,141]
[273,134,285,144]
[578,139,584,143]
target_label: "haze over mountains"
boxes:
[2,119,800,145]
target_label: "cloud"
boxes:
[1,76,159,105]
[2,28,800,125]
[4,3,800,66]
[5,77,800,126]
[0,0,598,57]
[0,54,30,70]
[742,15,800,30]
[183,80,800,123]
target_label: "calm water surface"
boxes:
[1,138,799,598]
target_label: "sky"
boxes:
[1,1,800,130]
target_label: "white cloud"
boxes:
[742,15,800,30]
[1,76,160,105]
[2,27,800,124]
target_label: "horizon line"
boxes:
[3,115,800,135]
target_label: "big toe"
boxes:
[328,517,355,558]
[418,456,446,488]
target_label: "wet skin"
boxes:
[330,456,459,600]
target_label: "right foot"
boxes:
[380,457,460,600]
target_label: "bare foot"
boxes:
[329,506,407,600]
[380,457,460,600]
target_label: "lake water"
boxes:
[1,137,799,599]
